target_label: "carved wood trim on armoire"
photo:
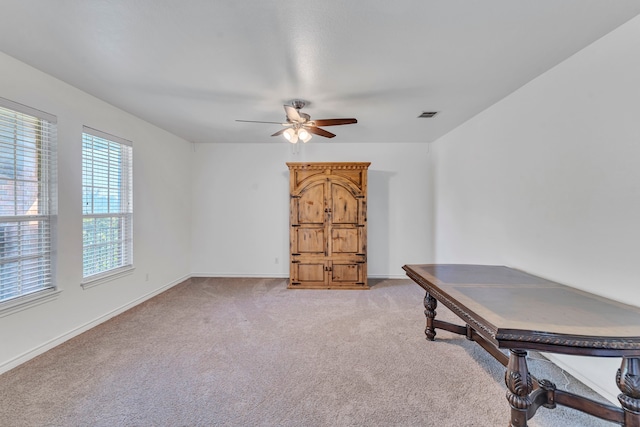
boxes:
[287,162,370,289]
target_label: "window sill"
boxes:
[81,266,135,290]
[0,288,62,318]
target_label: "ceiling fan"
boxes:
[236,100,357,143]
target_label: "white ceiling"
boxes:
[1,1,639,144]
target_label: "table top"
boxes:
[403,264,640,356]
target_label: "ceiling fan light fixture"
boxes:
[284,128,298,143]
[237,101,356,142]
[298,129,312,143]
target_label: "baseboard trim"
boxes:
[369,274,408,279]
[0,274,191,376]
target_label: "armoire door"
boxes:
[326,180,366,287]
[290,180,328,288]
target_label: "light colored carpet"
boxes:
[0,277,616,426]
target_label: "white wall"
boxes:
[0,52,193,372]
[190,141,434,278]
[432,15,640,402]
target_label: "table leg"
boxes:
[424,292,437,341]
[617,357,640,427]
[505,349,533,427]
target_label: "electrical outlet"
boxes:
[145,273,149,281]
[275,257,279,264]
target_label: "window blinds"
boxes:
[82,127,133,280]
[0,97,57,303]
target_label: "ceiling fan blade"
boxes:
[307,126,336,138]
[236,120,286,125]
[312,118,357,126]
[271,128,288,137]
[284,105,302,122]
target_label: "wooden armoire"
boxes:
[287,162,370,289]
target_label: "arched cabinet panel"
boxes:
[331,184,359,224]
[287,162,370,289]
[298,183,325,224]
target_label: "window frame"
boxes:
[81,126,133,288]
[0,96,58,314]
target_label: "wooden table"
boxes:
[403,264,640,427]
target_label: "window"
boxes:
[82,127,132,284]
[0,97,57,304]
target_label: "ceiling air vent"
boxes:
[418,111,438,118]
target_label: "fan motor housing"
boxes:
[290,99,307,110]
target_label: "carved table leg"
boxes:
[505,350,533,427]
[424,292,437,341]
[618,357,640,427]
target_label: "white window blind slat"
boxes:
[0,97,56,304]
